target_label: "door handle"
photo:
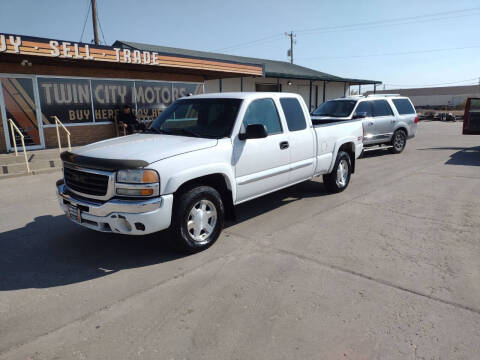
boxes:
[279,141,289,150]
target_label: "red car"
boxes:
[463,98,480,134]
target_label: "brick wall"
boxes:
[44,123,116,149]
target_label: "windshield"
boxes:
[151,98,242,139]
[312,100,357,117]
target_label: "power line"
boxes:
[96,2,107,45]
[79,0,91,43]
[297,44,480,61]
[213,33,284,52]
[384,77,480,88]
[296,7,480,35]
[212,7,480,53]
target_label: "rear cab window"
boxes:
[279,97,307,131]
[392,98,416,115]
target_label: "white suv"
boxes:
[311,94,418,154]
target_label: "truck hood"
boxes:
[73,133,218,164]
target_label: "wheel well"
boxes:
[338,142,356,173]
[174,174,235,221]
[395,127,408,136]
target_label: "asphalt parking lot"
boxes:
[0,121,479,359]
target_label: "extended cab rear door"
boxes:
[463,98,480,134]
[278,97,316,184]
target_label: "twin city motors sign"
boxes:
[0,33,263,75]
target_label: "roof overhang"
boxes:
[0,33,264,78]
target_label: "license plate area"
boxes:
[67,203,81,222]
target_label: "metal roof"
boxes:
[367,85,480,97]
[113,40,381,85]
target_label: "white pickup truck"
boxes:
[57,92,363,252]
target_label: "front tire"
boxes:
[323,151,352,193]
[390,129,407,154]
[170,186,224,253]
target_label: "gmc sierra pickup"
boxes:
[57,92,363,252]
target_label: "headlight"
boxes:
[115,169,160,197]
[116,169,159,183]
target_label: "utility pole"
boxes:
[91,0,100,45]
[285,31,296,64]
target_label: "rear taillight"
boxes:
[362,122,366,137]
[414,116,418,124]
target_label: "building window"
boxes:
[256,83,281,92]
[37,77,93,124]
[91,79,135,122]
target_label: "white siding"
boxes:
[204,77,349,111]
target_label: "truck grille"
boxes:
[64,166,109,197]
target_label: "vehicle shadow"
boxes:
[360,148,392,158]
[0,180,328,291]
[231,179,328,224]
[446,146,480,166]
[0,215,182,291]
[417,146,480,166]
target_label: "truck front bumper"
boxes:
[57,182,173,235]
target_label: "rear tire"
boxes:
[390,129,407,154]
[170,186,224,253]
[323,151,352,193]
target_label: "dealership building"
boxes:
[0,33,379,153]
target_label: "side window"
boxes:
[354,101,372,117]
[392,99,415,115]
[280,97,307,131]
[372,100,393,117]
[243,98,282,134]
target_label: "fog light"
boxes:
[116,188,153,196]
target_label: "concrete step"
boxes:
[2,159,61,174]
[0,147,69,179]
[0,167,61,180]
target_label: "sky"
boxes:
[1,0,479,91]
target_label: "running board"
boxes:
[363,145,393,151]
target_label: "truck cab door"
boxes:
[233,98,290,204]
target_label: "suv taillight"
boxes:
[414,116,418,124]
[362,122,366,138]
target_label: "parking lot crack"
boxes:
[269,246,480,317]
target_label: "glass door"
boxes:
[0,76,45,151]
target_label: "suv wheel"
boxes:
[323,151,352,193]
[170,186,224,252]
[390,129,407,154]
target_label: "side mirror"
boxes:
[239,124,268,140]
[353,112,367,119]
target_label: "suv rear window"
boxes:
[280,97,307,131]
[392,99,415,115]
[372,100,393,117]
